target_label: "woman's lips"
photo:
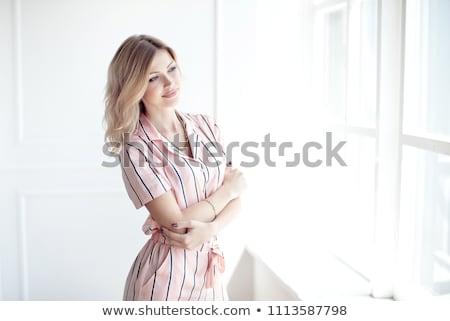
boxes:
[162,89,178,98]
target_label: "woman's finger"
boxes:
[161,228,185,241]
[171,220,196,230]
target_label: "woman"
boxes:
[104,34,246,301]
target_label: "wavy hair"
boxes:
[104,34,177,153]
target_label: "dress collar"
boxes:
[137,110,200,159]
[137,110,197,141]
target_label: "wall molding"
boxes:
[12,0,24,144]
[213,0,221,120]
[11,0,101,146]
[17,189,124,299]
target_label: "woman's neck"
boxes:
[144,107,181,136]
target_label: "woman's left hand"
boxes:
[161,220,217,250]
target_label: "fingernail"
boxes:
[171,223,178,227]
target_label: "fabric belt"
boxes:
[151,230,225,288]
[206,243,225,288]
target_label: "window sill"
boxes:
[245,242,372,300]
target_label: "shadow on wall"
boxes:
[227,247,300,301]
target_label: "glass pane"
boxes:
[346,0,378,127]
[403,0,450,138]
[325,133,376,277]
[320,6,348,122]
[401,146,450,295]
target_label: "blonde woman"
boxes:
[104,34,246,301]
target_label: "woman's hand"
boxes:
[161,220,218,250]
[222,167,247,199]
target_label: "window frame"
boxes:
[314,0,450,299]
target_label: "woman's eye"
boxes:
[149,76,158,83]
[169,66,177,72]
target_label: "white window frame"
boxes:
[314,0,450,299]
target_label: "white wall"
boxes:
[0,0,217,300]
[217,0,319,291]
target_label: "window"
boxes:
[313,1,348,123]
[313,0,378,280]
[399,0,450,298]
[403,0,450,139]
[220,0,449,299]
[400,147,450,296]
[314,0,450,299]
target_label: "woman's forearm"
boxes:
[160,197,242,249]
[180,184,235,223]
[210,197,242,235]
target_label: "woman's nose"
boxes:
[163,74,173,87]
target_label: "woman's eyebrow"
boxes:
[149,62,174,75]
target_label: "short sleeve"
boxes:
[120,141,171,209]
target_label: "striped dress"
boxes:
[120,111,228,301]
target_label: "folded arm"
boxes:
[160,196,242,249]
[148,167,246,249]
[144,183,235,230]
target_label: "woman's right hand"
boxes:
[222,167,247,199]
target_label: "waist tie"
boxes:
[206,244,225,289]
[150,229,225,288]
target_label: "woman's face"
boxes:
[141,49,181,111]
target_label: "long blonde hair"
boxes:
[104,34,177,153]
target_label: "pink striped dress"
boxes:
[120,111,227,301]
